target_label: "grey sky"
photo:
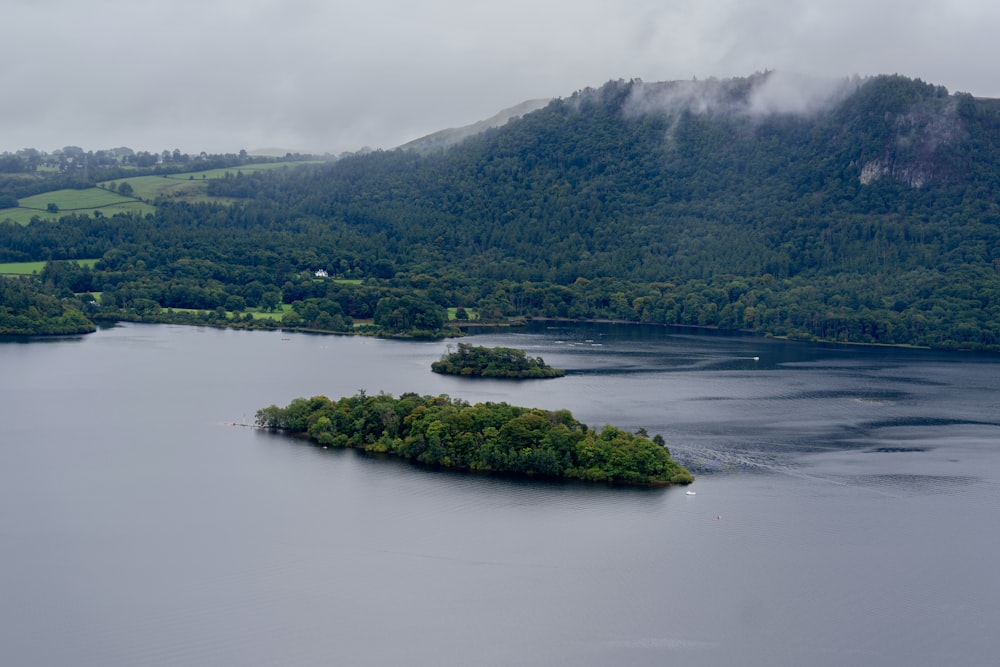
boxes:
[3,0,997,155]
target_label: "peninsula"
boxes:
[255,392,693,486]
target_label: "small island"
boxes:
[431,343,565,379]
[255,392,693,486]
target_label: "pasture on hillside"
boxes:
[0,259,99,275]
[101,161,323,203]
[2,190,154,224]
[0,161,322,224]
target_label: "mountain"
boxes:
[253,72,1000,347]
[396,98,551,154]
[4,72,1000,349]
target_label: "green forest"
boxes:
[431,343,565,378]
[3,73,1000,348]
[0,276,95,335]
[255,392,693,485]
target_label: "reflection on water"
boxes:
[460,323,1000,495]
[2,321,999,667]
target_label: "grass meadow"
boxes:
[447,307,480,321]
[102,161,322,203]
[3,189,154,224]
[0,259,99,275]
[0,161,321,225]
[163,304,293,321]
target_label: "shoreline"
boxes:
[258,425,688,488]
[2,312,959,353]
[486,317,937,352]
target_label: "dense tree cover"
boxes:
[3,74,1000,347]
[432,343,565,378]
[255,392,693,485]
[0,276,95,335]
[192,74,1000,349]
[373,293,447,335]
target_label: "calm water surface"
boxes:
[2,322,998,666]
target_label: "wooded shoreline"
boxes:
[256,392,694,486]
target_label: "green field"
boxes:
[163,304,293,321]
[249,304,294,320]
[102,174,214,203]
[100,161,322,203]
[447,307,480,321]
[0,161,321,225]
[0,259,98,275]
[2,189,154,224]
[169,161,322,180]
[18,188,134,211]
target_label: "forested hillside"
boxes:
[3,72,1000,348]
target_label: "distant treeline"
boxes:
[255,392,693,485]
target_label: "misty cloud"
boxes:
[622,71,858,121]
[746,72,857,116]
[1,0,997,155]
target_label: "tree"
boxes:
[117,182,134,196]
[255,392,693,485]
[374,295,447,333]
[259,289,281,312]
[225,295,247,312]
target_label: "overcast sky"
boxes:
[3,0,997,156]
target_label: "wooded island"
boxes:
[431,343,565,378]
[255,392,693,485]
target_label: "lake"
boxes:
[1,321,998,666]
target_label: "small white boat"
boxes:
[685,490,696,496]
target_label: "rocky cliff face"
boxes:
[858,98,966,187]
